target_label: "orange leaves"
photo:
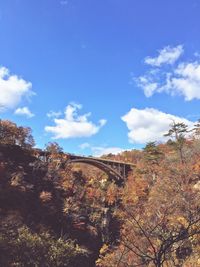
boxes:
[105,182,119,205]
[86,187,102,200]
[0,119,35,148]
[122,173,148,206]
[192,161,200,175]
[97,142,200,266]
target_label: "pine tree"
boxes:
[164,121,189,164]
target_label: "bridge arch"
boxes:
[67,158,124,183]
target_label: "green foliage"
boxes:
[164,121,190,163]
[143,142,163,164]
[0,226,89,267]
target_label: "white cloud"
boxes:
[122,107,194,144]
[136,46,200,101]
[170,62,200,100]
[137,61,200,100]
[144,45,183,67]
[136,72,160,97]
[79,142,90,149]
[14,107,35,118]
[79,143,128,157]
[45,103,107,139]
[0,66,33,111]
[194,52,200,58]
[91,146,126,157]
[47,110,62,118]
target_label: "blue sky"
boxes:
[1,0,200,155]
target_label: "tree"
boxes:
[45,142,63,154]
[97,161,200,267]
[0,226,89,267]
[17,126,35,149]
[164,121,189,164]
[143,142,163,164]
[0,119,35,148]
[193,119,200,139]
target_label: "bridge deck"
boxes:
[69,155,135,167]
[34,148,135,168]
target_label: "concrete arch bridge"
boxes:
[36,150,135,185]
[66,155,134,184]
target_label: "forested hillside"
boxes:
[0,119,200,266]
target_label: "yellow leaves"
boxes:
[167,215,188,228]
[95,258,102,266]
[99,244,109,255]
[39,191,52,203]
[96,250,116,267]
[193,181,200,191]
[62,197,79,214]
[96,243,123,267]
[99,177,108,188]
[106,182,119,205]
[60,179,72,190]
[176,216,188,226]
[88,177,94,185]
[192,161,200,174]
[122,175,148,205]
[122,189,138,205]
[10,173,23,187]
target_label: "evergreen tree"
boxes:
[143,142,163,164]
[164,121,189,163]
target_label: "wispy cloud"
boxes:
[122,107,194,144]
[47,110,62,118]
[91,146,127,157]
[135,45,200,101]
[0,66,33,112]
[144,45,183,67]
[45,103,107,139]
[79,142,127,157]
[79,142,90,150]
[14,107,35,118]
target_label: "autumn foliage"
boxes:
[0,119,200,266]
